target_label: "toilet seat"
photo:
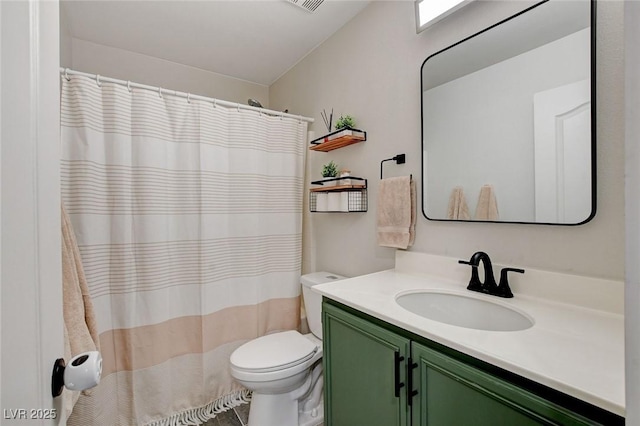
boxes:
[230,330,318,373]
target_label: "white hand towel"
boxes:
[316,193,328,212]
[328,193,341,211]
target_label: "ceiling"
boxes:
[61,0,371,86]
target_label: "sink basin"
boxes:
[395,291,534,331]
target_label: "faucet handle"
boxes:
[496,267,524,298]
[458,260,483,291]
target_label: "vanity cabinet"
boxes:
[410,342,593,425]
[322,300,410,425]
[322,300,617,426]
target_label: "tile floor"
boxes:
[201,402,324,426]
[202,402,250,426]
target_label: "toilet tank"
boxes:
[301,272,346,339]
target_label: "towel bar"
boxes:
[380,154,411,179]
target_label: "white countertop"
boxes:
[313,253,625,417]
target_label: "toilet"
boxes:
[230,272,345,426]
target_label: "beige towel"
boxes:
[475,184,499,220]
[377,176,416,249]
[408,179,416,247]
[61,204,100,418]
[447,187,470,220]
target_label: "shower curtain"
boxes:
[60,75,306,425]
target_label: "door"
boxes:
[323,302,410,426]
[533,79,592,223]
[410,342,596,426]
[1,1,64,424]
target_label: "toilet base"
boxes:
[248,392,298,426]
[246,363,324,426]
[247,392,324,426]
[299,400,323,426]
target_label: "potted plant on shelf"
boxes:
[322,161,339,186]
[334,115,355,130]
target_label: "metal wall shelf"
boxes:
[309,177,368,213]
[309,128,366,152]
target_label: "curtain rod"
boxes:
[59,68,314,124]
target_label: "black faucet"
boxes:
[458,252,524,298]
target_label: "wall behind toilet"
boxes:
[270,1,625,282]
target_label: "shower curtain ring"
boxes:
[127,81,132,93]
[237,105,240,113]
[64,68,70,81]
[158,87,163,99]
[213,100,217,109]
[187,93,191,104]
[96,74,102,87]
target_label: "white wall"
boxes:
[625,1,639,422]
[65,38,270,107]
[270,1,625,281]
[424,29,590,222]
[1,0,4,411]
[59,3,72,68]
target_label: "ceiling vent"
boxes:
[287,0,324,13]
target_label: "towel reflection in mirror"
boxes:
[446,185,499,221]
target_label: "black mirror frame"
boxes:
[420,0,597,226]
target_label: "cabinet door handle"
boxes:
[394,351,405,397]
[407,357,419,406]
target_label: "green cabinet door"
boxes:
[410,342,598,426]
[323,302,410,426]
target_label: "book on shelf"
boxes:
[310,128,365,145]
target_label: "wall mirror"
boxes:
[421,0,595,225]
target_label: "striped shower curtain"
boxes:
[60,75,306,425]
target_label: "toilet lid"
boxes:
[230,330,318,373]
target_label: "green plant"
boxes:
[334,115,355,130]
[322,161,339,178]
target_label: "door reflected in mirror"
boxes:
[421,0,595,225]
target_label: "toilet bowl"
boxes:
[229,272,346,426]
